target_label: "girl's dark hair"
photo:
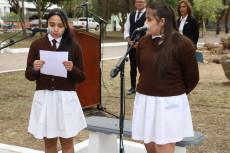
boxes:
[148,1,179,76]
[47,8,76,60]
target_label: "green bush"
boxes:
[2,12,18,21]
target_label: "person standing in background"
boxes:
[25,8,86,153]
[177,0,199,48]
[124,0,147,95]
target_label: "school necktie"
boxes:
[52,39,57,51]
[136,11,141,23]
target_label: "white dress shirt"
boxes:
[48,34,62,49]
[124,8,146,39]
[179,15,188,34]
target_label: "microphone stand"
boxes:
[110,33,141,153]
[0,30,37,50]
[79,7,118,118]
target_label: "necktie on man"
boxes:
[52,39,57,51]
[136,11,141,23]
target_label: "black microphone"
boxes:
[77,2,89,8]
[29,27,52,34]
[134,24,150,33]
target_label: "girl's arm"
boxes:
[68,44,86,83]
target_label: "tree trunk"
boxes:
[21,0,27,36]
[117,12,127,33]
[225,7,230,34]
[202,18,206,37]
[216,10,225,35]
[16,0,20,29]
[41,4,52,18]
[72,0,77,18]
[37,0,44,37]
[102,11,108,35]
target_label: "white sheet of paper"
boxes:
[40,50,68,78]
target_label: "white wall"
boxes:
[0,0,59,18]
[107,14,122,31]
[0,0,10,17]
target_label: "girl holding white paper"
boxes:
[25,8,86,153]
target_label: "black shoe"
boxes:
[127,88,135,95]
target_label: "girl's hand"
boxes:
[129,41,138,48]
[133,42,138,48]
[33,60,45,71]
[63,61,73,71]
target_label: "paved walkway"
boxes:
[0,31,229,152]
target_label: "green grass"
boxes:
[0,61,230,153]
[99,31,125,43]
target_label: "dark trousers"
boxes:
[128,47,137,89]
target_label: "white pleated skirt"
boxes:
[132,92,194,145]
[28,90,87,139]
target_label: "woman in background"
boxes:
[177,0,199,48]
[25,8,86,153]
[132,1,199,153]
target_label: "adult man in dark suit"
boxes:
[124,0,147,95]
[177,0,199,48]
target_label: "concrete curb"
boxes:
[0,42,127,54]
[0,69,26,74]
[0,41,207,54]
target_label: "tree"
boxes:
[224,1,230,33]
[146,0,178,9]
[193,0,224,36]
[26,0,64,18]
[28,0,50,18]
[216,0,225,34]
[113,0,135,33]
[8,0,27,36]
[91,0,118,34]
[25,0,64,36]
[216,0,230,34]
[58,0,85,18]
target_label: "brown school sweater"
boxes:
[25,35,86,91]
[136,33,199,96]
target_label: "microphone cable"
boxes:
[0,28,27,46]
[100,27,123,119]
[100,26,112,111]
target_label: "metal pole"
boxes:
[86,0,89,32]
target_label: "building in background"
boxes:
[106,14,121,31]
[0,0,58,19]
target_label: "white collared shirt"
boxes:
[152,34,163,45]
[124,8,146,39]
[47,34,62,49]
[152,35,162,39]
[179,15,188,34]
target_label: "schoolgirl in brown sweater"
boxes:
[132,2,199,153]
[25,8,86,153]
